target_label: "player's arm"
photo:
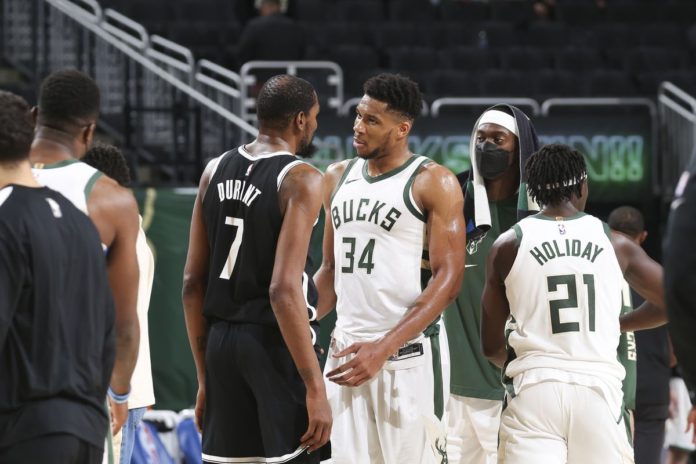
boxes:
[481,230,517,368]
[313,160,349,320]
[612,232,667,331]
[90,179,141,395]
[272,164,331,452]
[327,163,466,387]
[182,161,215,431]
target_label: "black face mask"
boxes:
[475,141,513,180]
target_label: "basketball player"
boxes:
[83,144,155,464]
[314,73,466,463]
[0,91,114,463]
[481,144,666,463]
[445,105,540,464]
[182,75,331,464]
[29,69,140,435]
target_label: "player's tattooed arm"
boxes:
[481,229,517,368]
[314,160,349,320]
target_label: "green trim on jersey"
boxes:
[425,320,444,419]
[330,158,359,204]
[512,223,523,247]
[602,221,613,241]
[31,158,80,169]
[84,171,104,198]
[361,155,419,184]
[532,211,587,221]
[618,289,637,410]
[402,158,429,223]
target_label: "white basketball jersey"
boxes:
[32,159,103,214]
[504,213,625,410]
[331,155,429,340]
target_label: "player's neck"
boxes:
[30,127,80,165]
[365,146,412,176]
[485,169,519,201]
[0,160,41,189]
[539,202,581,218]
[246,133,295,156]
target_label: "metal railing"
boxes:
[1,0,258,184]
[239,60,343,122]
[658,82,696,199]
[430,97,542,117]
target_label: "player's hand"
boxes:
[685,405,696,443]
[326,341,390,387]
[301,390,332,453]
[109,398,128,436]
[195,385,206,432]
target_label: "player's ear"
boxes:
[82,123,96,148]
[639,230,648,245]
[294,111,306,132]
[397,119,412,139]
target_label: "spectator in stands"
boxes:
[533,0,556,21]
[82,144,156,464]
[236,0,306,67]
[609,206,671,464]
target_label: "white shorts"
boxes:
[325,322,450,464]
[665,377,696,453]
[446,395,501,464]
[498,381,634,464]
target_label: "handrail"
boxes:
[102,8,149,50]
[195,59,242,99]
[146,34,195,79]
[658,83,696,123]
[431,97,541,117]
[56,0,101,22]
[239,60,344,121]
[46,0,258,136]
[541,97,657,118]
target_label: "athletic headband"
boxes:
[538,173,588,190]
[477,110,518,136]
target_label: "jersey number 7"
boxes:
[219,216,244,280]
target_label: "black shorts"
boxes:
[202,321,323,464]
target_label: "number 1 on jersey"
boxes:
[219,216,244,280]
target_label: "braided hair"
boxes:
[525,143,587,207]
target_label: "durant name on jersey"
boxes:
[216,179,262,207]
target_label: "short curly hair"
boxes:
[38,69,100,131]
[256,74,316,130]
[0,91,34,163]
[525,143,587,207]
[82,143,131,186]
[363,73,422,121]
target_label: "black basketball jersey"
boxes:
[201,146,319,341]
[0,185,114,449]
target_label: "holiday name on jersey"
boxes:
[332,198,402,232]
[530,239,604,266]
[216,179,262,206]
